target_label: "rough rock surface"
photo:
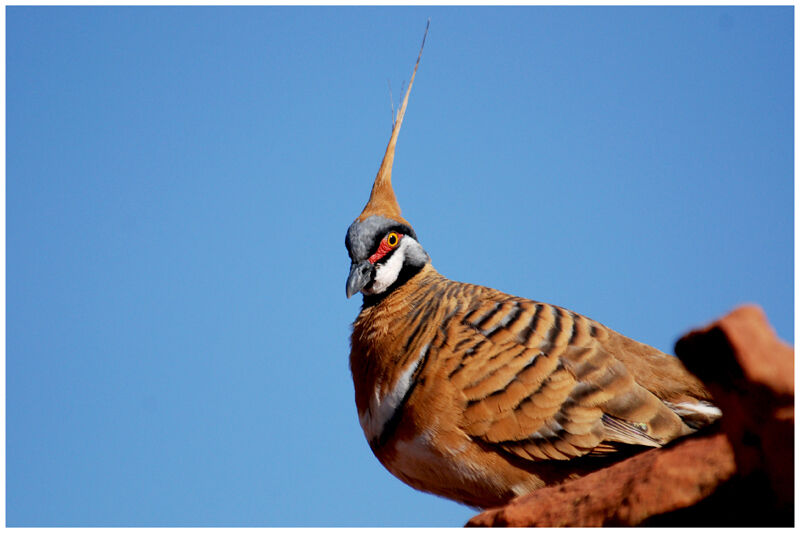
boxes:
[467,305,793,527]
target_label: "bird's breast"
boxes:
[356,341,431,446]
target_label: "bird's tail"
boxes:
[665,400,722,430]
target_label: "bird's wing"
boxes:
[443,293,690,461]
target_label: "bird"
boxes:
[344,26,721,509]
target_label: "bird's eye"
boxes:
[387,232,400,247]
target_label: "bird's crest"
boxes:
[357,20,429,229]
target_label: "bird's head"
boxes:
[345,24,430,300]
[345,215,429,300]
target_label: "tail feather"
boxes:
[665,400,722,430]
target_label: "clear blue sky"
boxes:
[7,6,793,527]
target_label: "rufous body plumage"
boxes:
[344,25,719,509]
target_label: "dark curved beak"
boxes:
[346,260,373,299]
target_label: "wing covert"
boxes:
[442,292,686,462]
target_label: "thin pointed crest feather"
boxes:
[357,20,429,227]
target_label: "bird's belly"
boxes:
[377,425,534,509]
[392,429,473,484]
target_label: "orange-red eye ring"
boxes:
[368,232,402,264]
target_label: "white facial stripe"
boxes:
[364,236,415,295]
[359,343,430,443]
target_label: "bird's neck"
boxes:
[356,262,442,331]
[361,258,434,308]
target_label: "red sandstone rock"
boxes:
[676,305,794,515]
[467,433,736,527]
[467,305,793,527]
